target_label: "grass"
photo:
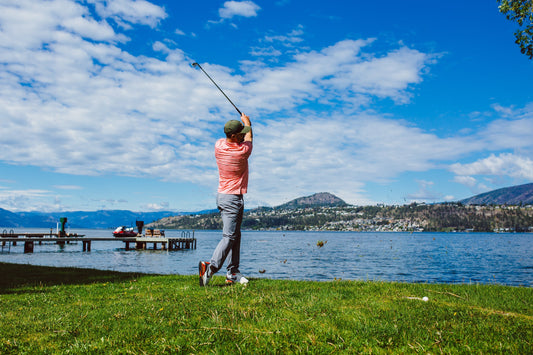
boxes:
[0,262,532,354]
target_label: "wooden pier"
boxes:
[0,230,196,253]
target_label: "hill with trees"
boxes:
[460,183,533,205]
[149,190,533,232]
[276,192,347,209]
[2,185,533,231]
[150,202,533,233]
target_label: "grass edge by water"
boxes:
[0,262,532,354]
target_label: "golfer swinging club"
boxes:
[199,113,253,286]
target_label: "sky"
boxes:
[0,0,532,213]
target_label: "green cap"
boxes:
[224,120,251,135]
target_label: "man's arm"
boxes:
[241,113,253,143]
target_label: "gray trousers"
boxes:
[210,193,244,275]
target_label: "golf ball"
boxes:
[422,296,429,302]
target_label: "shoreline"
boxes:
[1,262,532,353]
[1,261,531,289]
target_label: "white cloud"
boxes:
[481,117,533,151]
[450,153,533,181]
[2,0,531,210]
[246,113,473,205]
[251,26,305,59]
[322,44,433,104]
[250,46,282,57]
[54,185,84,190]
[448,104,533,193]
[0,0,86,49]
[219,1,261,19]
[242,39,437,111]
[89,0,167,28]
[0,189,56,212]
[0,0,461,208]
[405,180,443,202]
[453,175,478,188]
[62,15,117,41]
[143,202,170,211]
[264,25,305,45]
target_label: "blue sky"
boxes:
[0,0,532,212]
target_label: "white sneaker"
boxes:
[226,273,248,285]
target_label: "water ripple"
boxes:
[1,230,531,287]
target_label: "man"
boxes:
[199,113,253,286]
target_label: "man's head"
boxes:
[224,120,251,140]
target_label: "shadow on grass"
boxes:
[0,262,151,294]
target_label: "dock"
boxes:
[0,230,196,253]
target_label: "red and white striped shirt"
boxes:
[215,138,253,194]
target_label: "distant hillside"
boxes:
[5,184,533,230]
[0,208,27,228]
[461,183,533,205]
[0,210,179,229]
[150,192,348,230]
[276,192,347,209]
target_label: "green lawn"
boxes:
[0,262,531,354]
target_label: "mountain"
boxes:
[460,183,533,205]
[4,184,532,229]
[0,208,27,228]
[50,210,178,229]
[0,210,178,229]
[275,192,347,209]
[150,190,533,232]
[149,192,349,230]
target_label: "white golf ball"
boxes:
[422,296,429,302]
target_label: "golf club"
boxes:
[192,62,242,116]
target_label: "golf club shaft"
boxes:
[192,63,242,116]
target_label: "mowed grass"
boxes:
[0,262,531,354]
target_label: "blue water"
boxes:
[1,229,532,287]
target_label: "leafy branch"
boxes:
[498,0,533,59]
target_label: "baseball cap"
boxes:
[224,120,251,135]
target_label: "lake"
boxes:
[1,229,531,287]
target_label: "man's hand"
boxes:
[241,113,253,142]
[241,113,251,126]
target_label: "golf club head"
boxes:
[191,62,199,68]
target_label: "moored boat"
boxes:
[113,226,138,238]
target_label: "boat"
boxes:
[113,226,138,238]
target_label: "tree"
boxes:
[498,0,533,59]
